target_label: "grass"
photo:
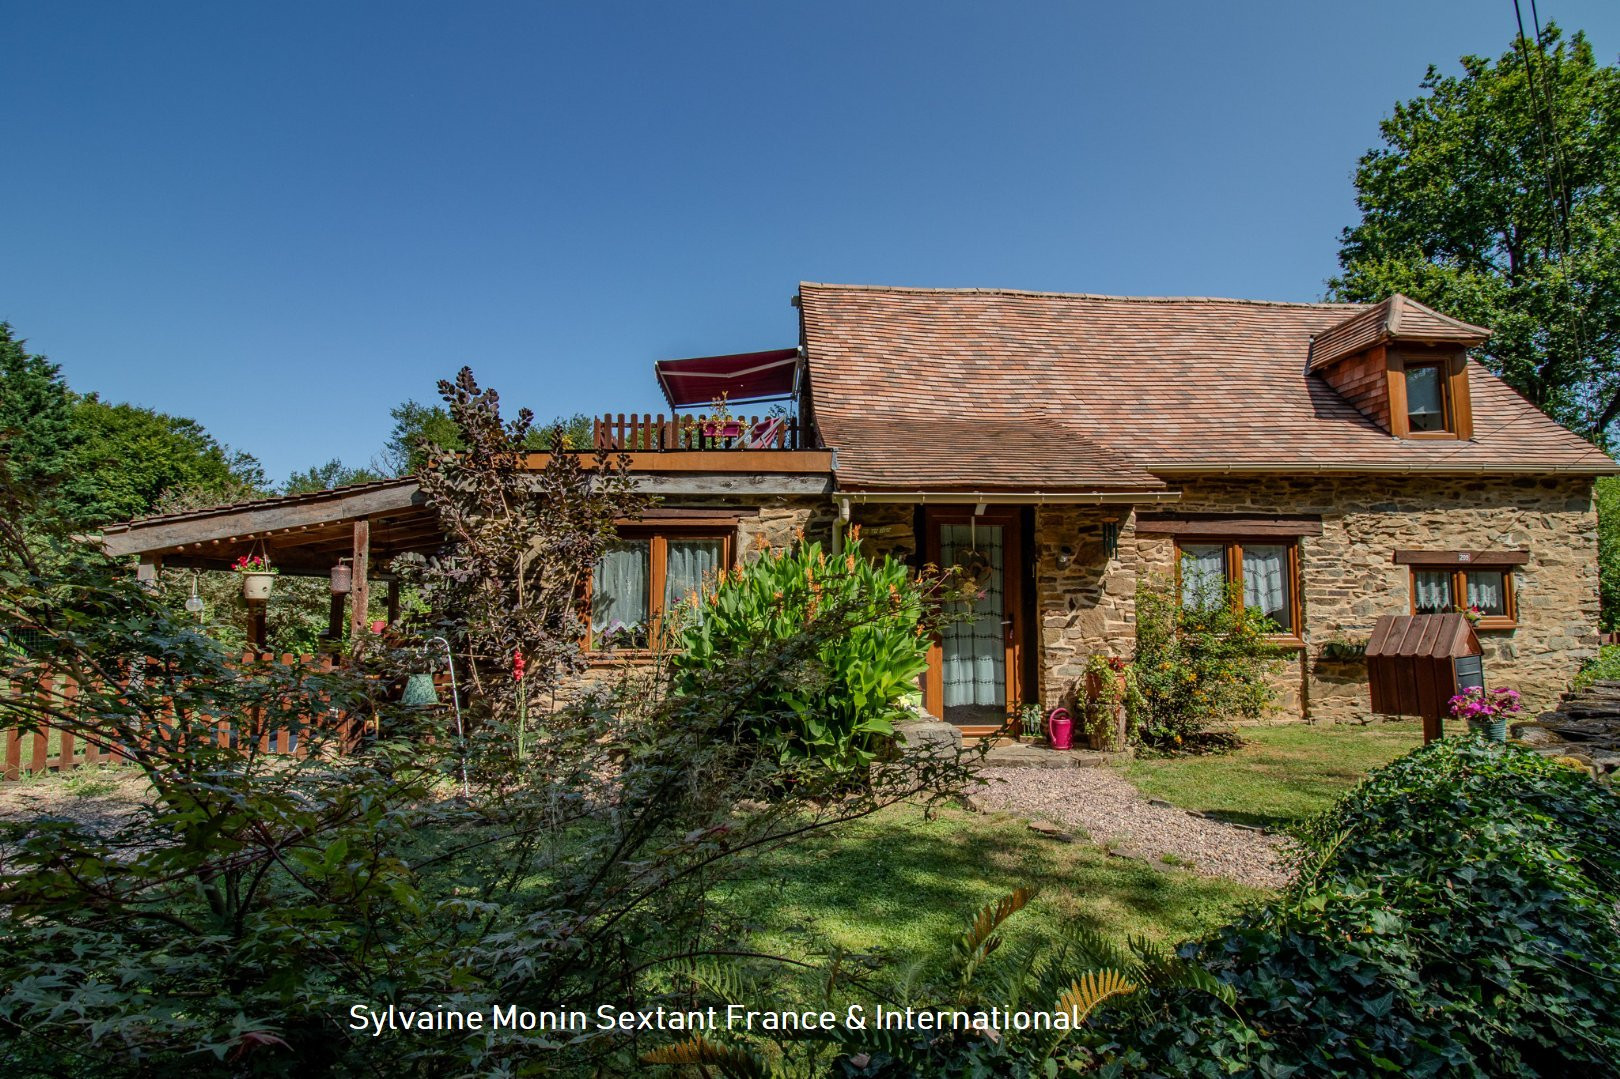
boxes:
[1116,719,1424,829]
[713,800,1262,996]
[1572,644,1620,690]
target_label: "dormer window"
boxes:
[1404,363,1448,433]
[1308,294,1488,442]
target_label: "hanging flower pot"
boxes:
[233,553,279,601]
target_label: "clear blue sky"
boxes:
[4,2,1618,482]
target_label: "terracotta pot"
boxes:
[1047,707,1073,750]
[240,572,275,601]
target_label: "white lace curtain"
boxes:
[1242,544,1291,630]
[941,523,1004,708]
[1466,570,1505,614]
[665,539,722,612]
[1180,544,1226,608]
[592,541,649,632]
[1414,570,1453,614]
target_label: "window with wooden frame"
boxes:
[589,527,733,650]
[1386,347,1473,440]
[1175,538,1302,639]
[1398,550,1524,630]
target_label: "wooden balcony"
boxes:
[593,412,802,451]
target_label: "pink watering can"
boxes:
[1047,707,1073,750]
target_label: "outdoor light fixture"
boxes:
[330,559,353,595]
[184,571,205,620]
[1056,545,1074,568]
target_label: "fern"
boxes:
[642,1034,773,1079]
[951,887,1035,987]
[1056,969,1140,1027]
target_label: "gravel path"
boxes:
[971,767,1292,889]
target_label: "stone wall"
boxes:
[554,475,1601,725]
[1029,475,1599,722]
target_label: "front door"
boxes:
[923,508,1025,735]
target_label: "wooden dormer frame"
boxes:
[1384,345,1473,441]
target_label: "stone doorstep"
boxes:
[980,741,1119,769]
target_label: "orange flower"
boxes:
[845,554,856,571]
[849,523,862,542]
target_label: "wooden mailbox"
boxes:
[1366,613,1484,743]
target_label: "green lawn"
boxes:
[1116,719,1424,829]
[714,800,1261,996]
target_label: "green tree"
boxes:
[283,457,385,495]
[68,394,266,523]
[0,323,89,523]
[1329,25,1620,441]
[381,399,595,475]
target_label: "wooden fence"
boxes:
[2,652,454,781]
[593,412,800,451]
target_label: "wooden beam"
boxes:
[1392,549,1529,566]
[246,600,267,651]
[136,555,161,591]
[100,481,423,557]
[350,518,370,648]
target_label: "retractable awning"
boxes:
[655,347,799,409]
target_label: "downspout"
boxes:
[832,496,850,556]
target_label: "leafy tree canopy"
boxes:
[283,457,386,495]
[1329,24,1620,442]
[68,393,266,523]
[382,398,594,475]
[0,323,91,523]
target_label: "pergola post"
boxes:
[386,578,401,626]
[350,518,370,649]
[136,555,161,591]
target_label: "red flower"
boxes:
[512,647,525,682]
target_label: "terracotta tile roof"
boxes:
[1309,294,1492,370]
[798,283,1616,488]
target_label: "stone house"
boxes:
[101,282,1616,730]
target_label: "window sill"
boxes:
[586,649,663,667]
[1472,619,1516,632]
[1265,635,1306,651]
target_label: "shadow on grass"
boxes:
[713,804,1260,995]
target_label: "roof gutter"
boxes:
[1150,461,1619,476]
[836,490,1182,505]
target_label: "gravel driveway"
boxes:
[970,766,1291,889]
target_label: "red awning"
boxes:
[655,348,799,409]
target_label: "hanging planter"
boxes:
[233,553,279,601]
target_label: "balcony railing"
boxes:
[593,412,802,451]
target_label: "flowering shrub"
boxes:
[669,532,946,775]
[231,553,276,574]
[1129,575,1282,749]
[1447,685,1523,721]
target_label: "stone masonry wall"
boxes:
[1030,475,1598,722]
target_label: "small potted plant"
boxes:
[1455,603,1485,626]
[233,553,278,601]
[1082,654,1130,750]
[1447,685,1522,742]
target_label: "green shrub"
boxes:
[1597,475,1620,631]
[1090,738,1620,1076]
[1573,642,1620,690]
[1129,575,1282,748]
[669,536,940,774]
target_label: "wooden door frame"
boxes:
[922,506,1029,736]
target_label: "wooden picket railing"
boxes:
[2,652,455,781]
[593,412,800,451]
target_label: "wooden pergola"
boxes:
[100,478,443,648]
